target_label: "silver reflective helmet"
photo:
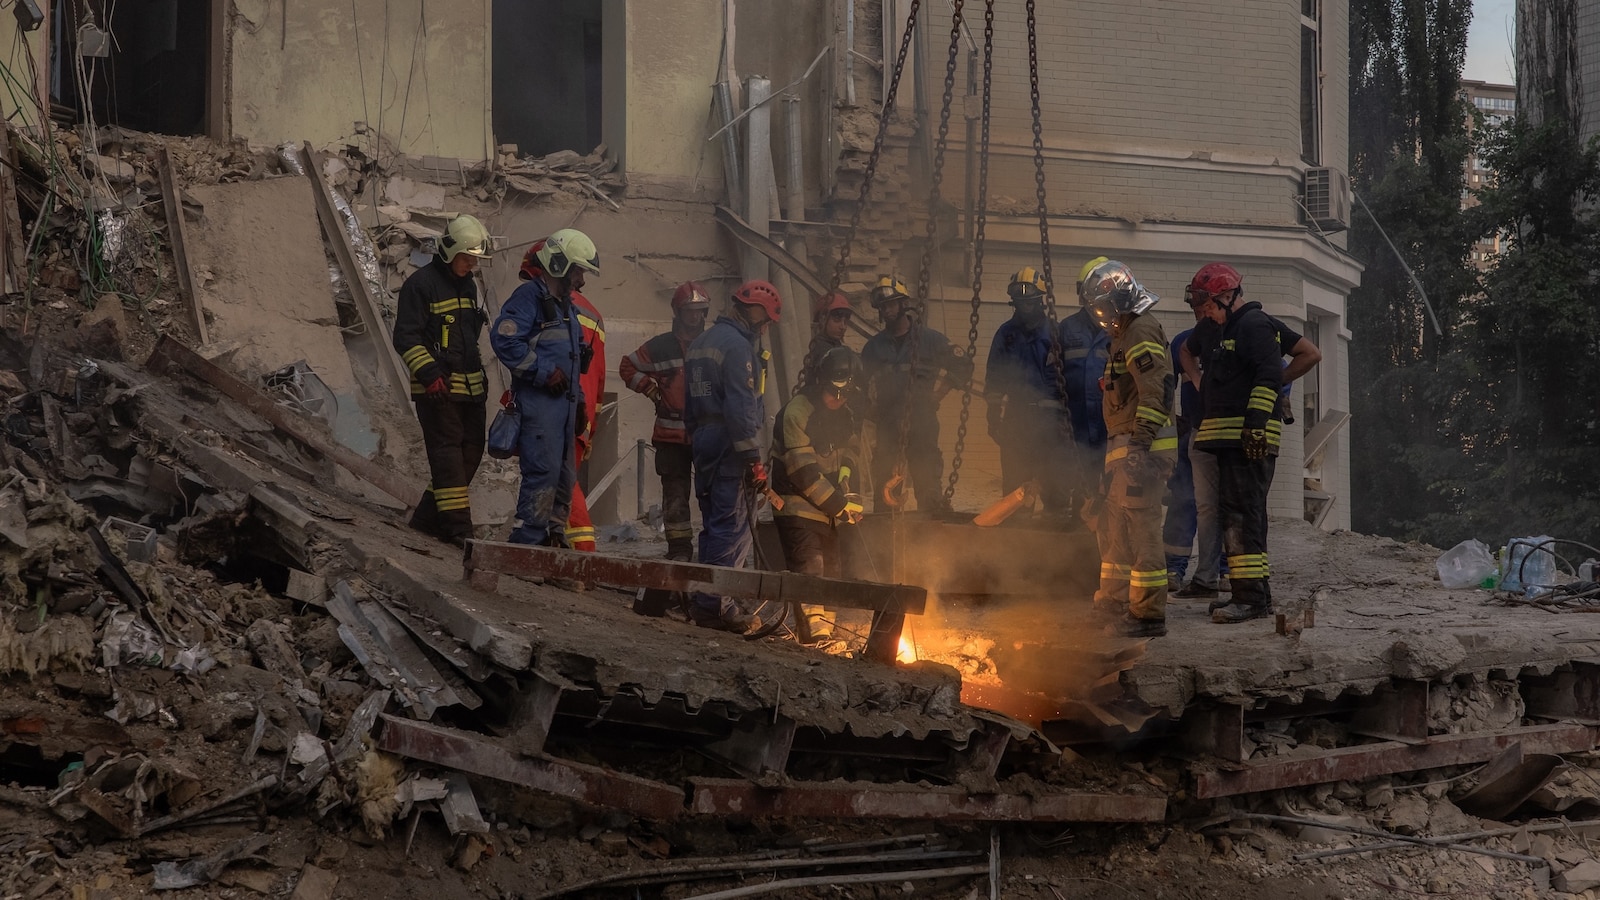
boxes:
[1082,260,1158,331]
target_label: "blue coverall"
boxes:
[1162,327,1201,581]
[491,278,586,546]
[683,315,766,621]
[985,314,1075,511]
[1059,307,1111,507]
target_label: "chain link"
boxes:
[943,0,995,505]
[1027,0,1071,423]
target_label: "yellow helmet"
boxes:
[439,215,492,263]
[1076,255,1110,302]
[1007,266,1047,303]
[870,275,911,307]
[536,228,601,277]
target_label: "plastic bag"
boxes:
[1502,536,1557,593]
[487,397,520,459]
[1437,538,1497,589]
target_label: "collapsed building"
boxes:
[0,2,1598,899]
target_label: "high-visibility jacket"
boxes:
[1189,300,1284,454]
[620,329,694,445]
[685,316,767,472]
[771,390,859,524]
[1102,312,1177,508]
[393,259,488,399]
[572,292,605,457]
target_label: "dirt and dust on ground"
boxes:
[3,120,1600,900]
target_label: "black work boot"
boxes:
[1177,582,1220,600]
[691,607,761,635]
[1211,602,1271,624]
[1115,615,1168,639]
[665,538,694,562]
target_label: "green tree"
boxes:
[1346,0,1478,540]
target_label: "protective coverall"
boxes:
[985,313,1074,511]
[861,325,965,512]
[1059,306,1111,511]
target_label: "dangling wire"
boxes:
[942,0,995,505]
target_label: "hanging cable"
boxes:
[1027,0,1073,442]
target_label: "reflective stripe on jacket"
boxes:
[393,258,487,399]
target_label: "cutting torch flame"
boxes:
[897,634,917,664]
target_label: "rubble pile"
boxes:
[495,144,625,204]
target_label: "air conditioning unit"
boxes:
[1303,167,1351,233]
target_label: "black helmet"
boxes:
[817,346,861,391]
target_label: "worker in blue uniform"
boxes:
[683,280,784,633]
[490,228,600,547]
[1062,257,1113,518]
[985,266,1075,513]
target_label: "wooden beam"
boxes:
[155,146,208,343]
[145,334,416,507]
[687,778,1165,823]
[464,540,926,615]
[297,142,412,409]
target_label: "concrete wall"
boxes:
[229,0,491,161]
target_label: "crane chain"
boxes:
[942,0,996,505]
[1027,0,1071,426]
[897,0,969,513]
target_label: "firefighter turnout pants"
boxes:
[776,516,843,641]
[656,442,695,559]
[1094,453,1174,623]
[1213,447,1275,610]
[411,396,487,543]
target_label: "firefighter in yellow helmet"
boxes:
[393,214,492,545]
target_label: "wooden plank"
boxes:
[464,540,926,615]
[155,146,208,343]
[297,142,412,409]
[145,334,416,507]
[377,715,684,820]
[1194,723,1597,799]
[687,778,1165,823]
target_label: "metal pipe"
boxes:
[784,94,805,220]
[636,438,648,519]
[845,0,856,106]
[713,81,745,214]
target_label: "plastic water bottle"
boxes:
[1503,536,1557,594]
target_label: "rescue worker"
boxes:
[1061,257,1113,514]
[1082,260,1178,638]
[683,280,783,632]
[771,346,865,644]
[619,282,710,561]
[1162,303,1208,591]
[491,229,600,547]
[985,266,1075,513]
[800,292,854,386]
[861,275,970,513]
[519,240,606,552]
[1185,262,1283,624]
[393,214,491,546]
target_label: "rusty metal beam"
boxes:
[155,146,207,343]
[377,715,684,820]
[1182,703,1246,763]
[1350,679,1429,744]
[686,778,1164,823]
[1194,723,1598,799]
[145,334,416,507]
[464,540,925,615]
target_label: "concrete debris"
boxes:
[1555,858,1600,893]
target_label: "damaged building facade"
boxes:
[3,0,1356,531]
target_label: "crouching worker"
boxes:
[772,347,865,645]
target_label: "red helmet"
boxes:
[671,281,711,311]
[519,241,546,281]
[733,279,782,321]
[812,291,852,320]
[1186,263,1243,306]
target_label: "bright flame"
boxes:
[896,634,918,664]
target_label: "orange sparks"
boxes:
[896,634,918,664]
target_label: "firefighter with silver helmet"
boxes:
[683,280,784,633]
[860,275,970,513]
[985,266,1075,514]
[393,214,492,546]
[772,346,865,646]
[1082,260,1178,639]
[491,228,601,547]
[619,282,711,563]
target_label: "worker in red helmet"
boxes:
[619,281,711,563]
[800,292,854,387]
[393,215,492,546]
[681,280,783,633]
[520,240,607,553]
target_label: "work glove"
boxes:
[839,498,864,525]
[642,381,664,405]
[746,460,770,494]
[546,367,570,395]
[1242,428,1269,460]
[424,376,449,397]
[1122,445,1149,483]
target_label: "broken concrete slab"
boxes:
[1555,858,1600,893]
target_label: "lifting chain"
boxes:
[897,0,971,512]
[942,0,995,505]
[1028,0,1071,422]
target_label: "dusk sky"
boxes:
[1465,0,1516,84]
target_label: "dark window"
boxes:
[493,0,604,157]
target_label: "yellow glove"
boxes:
[840,499,864,525]
[1242,428,1269,460]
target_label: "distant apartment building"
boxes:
[1462,79,1516,270]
